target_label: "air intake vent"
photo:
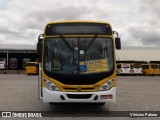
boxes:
[66,94,92,99]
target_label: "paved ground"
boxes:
[0,74,160,120]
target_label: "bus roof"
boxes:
[45,20,113,36]
[46,20,111,26]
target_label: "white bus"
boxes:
[131,63,142,75]
[0,58,6,69]
[116,63,131,75]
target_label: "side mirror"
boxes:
[37,34,44,62]
[115,37,121,50]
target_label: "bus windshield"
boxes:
[26,63,36,67]
[44,37,114,75]
[0,58,5,61]
[133,64,142,68]
[142,65,149,69]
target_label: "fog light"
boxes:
[60,95,65,100]
[94,95,98,100]
[100,95,113,99]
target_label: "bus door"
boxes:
[37,34,43,100]
[142,64,149,75]
[38,62,43,100]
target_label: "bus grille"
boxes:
[66,94,92,99]
[63,88,95,91]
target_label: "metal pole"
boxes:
[7,50,8,70]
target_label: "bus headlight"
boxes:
[45,80,60,91]
[98,79,114,91]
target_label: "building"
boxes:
[0,44,160,70]
[0,44,37,70]
[116,46,160,62]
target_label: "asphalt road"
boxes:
[0,74,160,120]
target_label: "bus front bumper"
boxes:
[42,87,116,103]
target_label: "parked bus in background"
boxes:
[116,63,131,75]
[37,20,121,105]
[23,58,30,69]
[142,64,159,76]
[25,62,38,75]
[131,63,142,75]
[0,58,6,69]
[149,61,160,75]
[9,58,17,70]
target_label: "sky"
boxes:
[0,0,160,46]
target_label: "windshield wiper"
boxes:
[86,35,97,51]
[60,35,73,51]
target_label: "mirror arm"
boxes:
[113,31,119,37]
